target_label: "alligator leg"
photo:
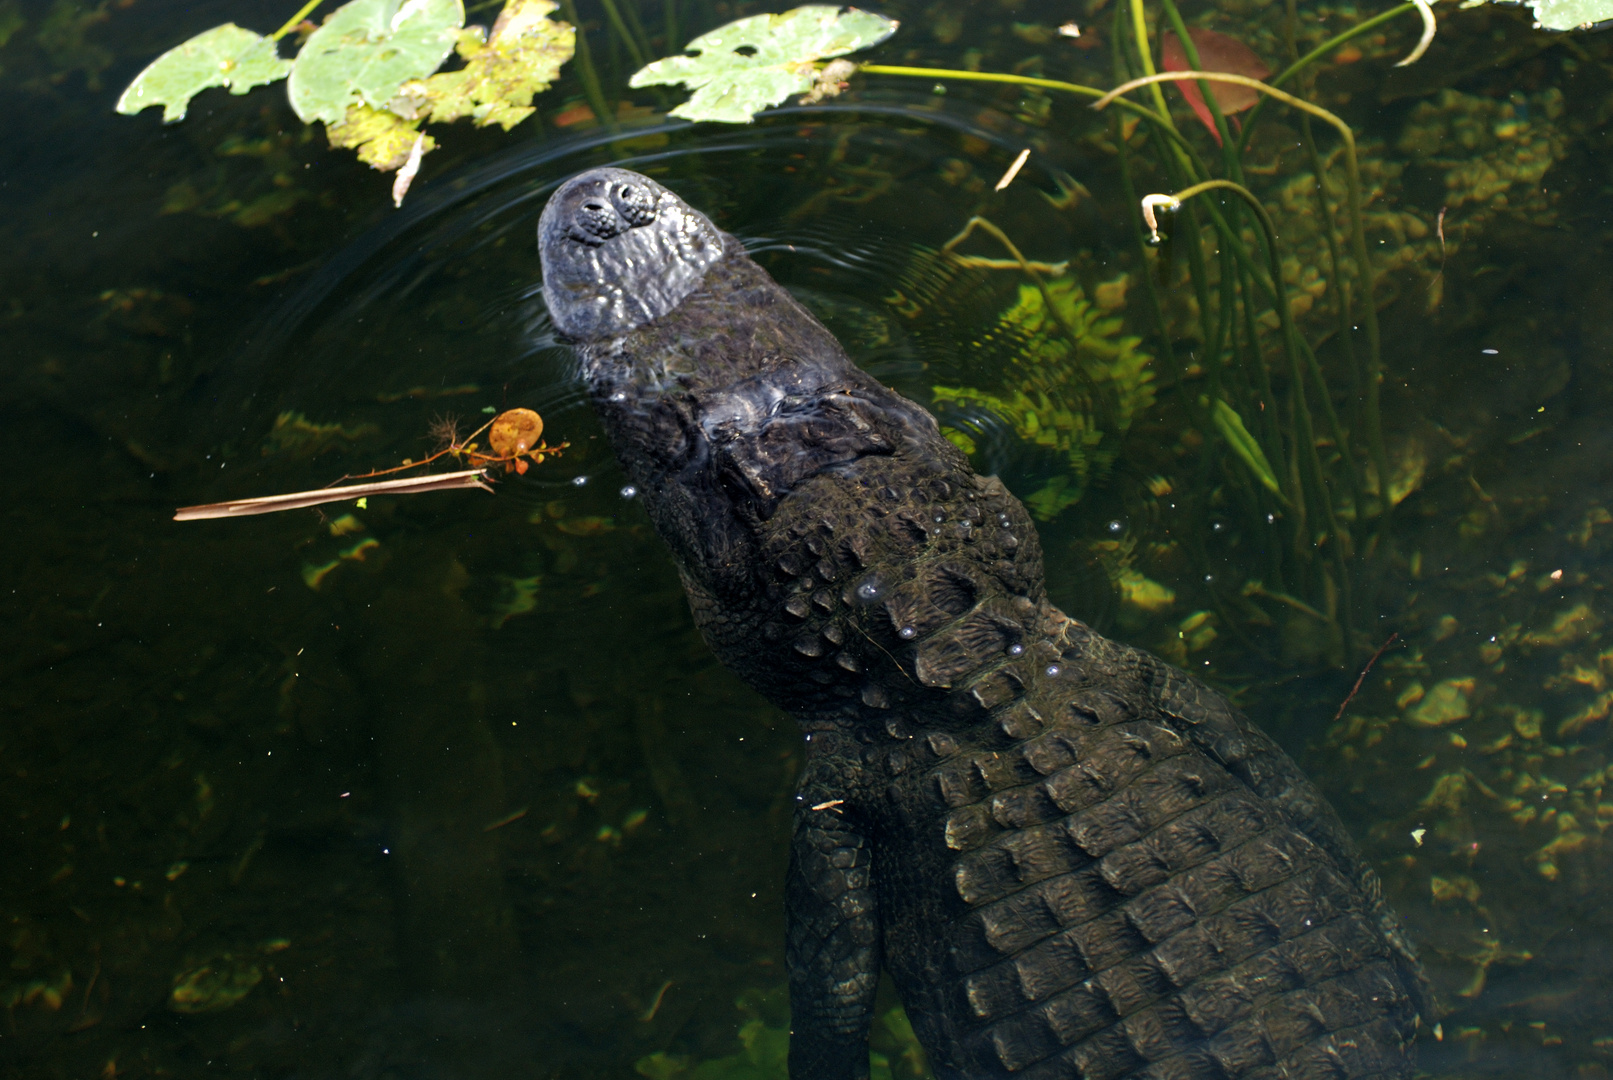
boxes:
[786,746,881,1080]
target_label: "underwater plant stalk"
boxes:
[271,0,324,39]
[1241,1,1420,145]
[595,0,650,70]
[560,0,618,130]
[1095,70,1388,525]
[1169,180,1345,624]
[1156,0,1241,179]
[1125,0,1176,128]
[663,0,678,51]
[1279,0,1364,524]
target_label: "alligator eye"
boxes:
[611,184,657,227]
[573,199,623,243]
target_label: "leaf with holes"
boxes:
[287,0,465,125]
[406,0,575,131]
[628,4,897,124]
[116,24,293,123]
[1521,0,1612,29]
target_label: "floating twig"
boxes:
[1333,632,1400,721]
[174,469,495,521]
[994,148,1030,191]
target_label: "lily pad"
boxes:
[406,0,574,130]
[116,24,293,123]
[628,4,897,124]
[1462,0,1613,29]
[288,0,465,125]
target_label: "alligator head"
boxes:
[539,167,1047,717]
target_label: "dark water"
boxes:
[3,0,1613,1075]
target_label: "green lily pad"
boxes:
[116,24,293,123]
[1462,0,1613,30]
[288,0,465,125]
[1525,0,1613,28]
[628,4,897,124]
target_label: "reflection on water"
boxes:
[2,0,1613,1074]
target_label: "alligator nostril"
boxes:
[612,184,657,227]
[572,199,623,243]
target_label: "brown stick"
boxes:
[1333,632,1399,722]
[174,469,494,521]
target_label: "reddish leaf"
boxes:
[1161,28,1271,145]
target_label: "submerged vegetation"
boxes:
[7,0,1613,1074]
[117,0,577,199]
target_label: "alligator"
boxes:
[538,167,1430,1080]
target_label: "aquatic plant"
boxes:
[628,5,896,123]
[116,0,574,201]
[931,275,1154,520]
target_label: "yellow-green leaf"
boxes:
[406,0,574,130]
[326,102,434,170]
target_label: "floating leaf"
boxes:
[287,0,465,125]
[327,102,434,170]
[116,24,292,123]
[1211,399,1282,497]
[1462,0,1613,30]
[628,4,897,124]
[402,0,575,131]
[1160,28,1269,146]
[1527,0,1613,29]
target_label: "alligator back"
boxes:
[536,167,1429,1079]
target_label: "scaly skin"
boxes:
[538,168,1430,1080]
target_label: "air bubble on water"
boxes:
[620,485,638,499]
[1266,513,1276,523]
[855,577,883,602]
[572,475,589,486]
[1107,519,1124,534]
[609,391,627,402]
[1204,574,1215,584]
[1045,665,1061,677]
[898,626,917,639]
[1211,521,1225,533]
[1008,643,1025,656]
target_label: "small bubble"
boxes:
[856,579,883,601]
[609,391,627,402]
[898,626,917,640]
[1204,574,1215,584]
[1211,521,1225,533]
[620,485,638,499]
[1008,643,1025,656]
[1107,519,1124,534]
[1045,664,1061,677]
[572,475,589,486]
[1266,513,1276,524]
